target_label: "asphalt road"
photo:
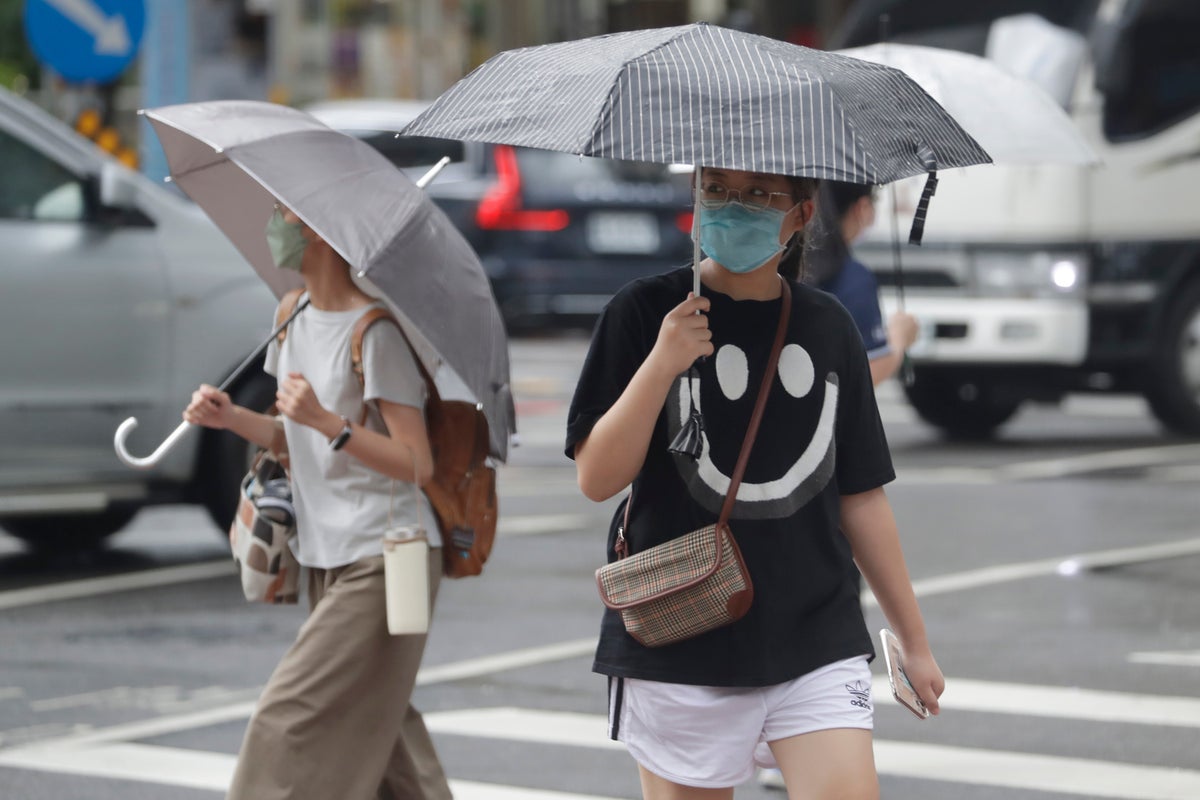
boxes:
[1,332,1198,800]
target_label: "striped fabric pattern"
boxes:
[403,22,991,183]
[596,524,752,648]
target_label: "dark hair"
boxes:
[776,176,819,281]
[803,179,875,286]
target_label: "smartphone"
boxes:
[879,628,930,719]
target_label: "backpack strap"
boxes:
[351,307,428,425]
[275,288,307,345]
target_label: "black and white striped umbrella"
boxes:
[402,22,991,185]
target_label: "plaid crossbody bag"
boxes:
[595,278,791,647]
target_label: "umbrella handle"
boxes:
[114,418,194,470]
[416,156,451,189]
[112,298,309,471]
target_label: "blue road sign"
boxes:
[24,0,146,84]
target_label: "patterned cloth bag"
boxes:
[229,425,300,605]
[595,279,791,647]
[596,517,752,647]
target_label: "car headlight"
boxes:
[970,251,1088,298]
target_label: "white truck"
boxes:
[836,0,1200,438]
[0,86,278,549]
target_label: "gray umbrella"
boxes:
[126,100,514,461]
[402,22,990,185]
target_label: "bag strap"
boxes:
[617,277,792,556]
[351,307,401,426]
[274,288,308,344]
[717,276,791,526]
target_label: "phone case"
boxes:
[879,628,930,719]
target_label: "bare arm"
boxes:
[868,311,919,386]
[183,384,277,450]
[575,294,713,501]
[276,373,433,485]
[841,486,944,714]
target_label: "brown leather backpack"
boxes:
[276,289,497,578]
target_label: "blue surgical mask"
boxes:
[698,203,787,274]
[266,207,308,271]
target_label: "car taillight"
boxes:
[676,211,694,234]
[475,145,569,231]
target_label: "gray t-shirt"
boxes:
[265,299,440,569]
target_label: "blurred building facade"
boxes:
[263,0,851,105]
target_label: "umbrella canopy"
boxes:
[836,43,1098,165]
[401,22,991,184]
[143,100,514,460]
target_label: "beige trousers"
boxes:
[227,550,452,800]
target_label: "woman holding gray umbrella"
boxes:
[183,203,452,800]
[567,166,943,799]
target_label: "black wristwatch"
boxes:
[329,415,353,451]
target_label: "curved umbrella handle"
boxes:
[114,417,194,470]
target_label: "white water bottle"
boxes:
[383,525,429,635]
[382,466,430,636]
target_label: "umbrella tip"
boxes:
[163,176,173,183]
[214,147,225,154]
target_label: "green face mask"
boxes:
[265,207,308,271]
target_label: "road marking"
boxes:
[499,514,588,537]
[0,561,233,611]
[0,515,592,611]
[873,740,1200,799]
[996,443,1200,481]
[929,678,1200,728]
[0,688,23,702]
[424,708,1200,798]
[863,536,1200,607]
[2,639,599,749]
[1129,650,1200,668]
[415,638,596,687]
[0,742,624,799]
[8,707,1194,799]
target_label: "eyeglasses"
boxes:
[697,181,795,213]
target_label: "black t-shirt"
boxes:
[565,267,895,687]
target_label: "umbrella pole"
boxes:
[113,298,311,469]
[692,165,702,298]
[886,182,916,387]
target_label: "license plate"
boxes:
[586,212,660,254]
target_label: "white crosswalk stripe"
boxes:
[2,674,1199,798]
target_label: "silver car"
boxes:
[0,86,277,550]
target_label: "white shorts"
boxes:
[610,655,873,789]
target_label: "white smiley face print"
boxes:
[669,342,839,520]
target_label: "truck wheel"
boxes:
[903,369,1022,440]
[1,509,137,552]
[197,372,277,534]
[1145,281,1200,437]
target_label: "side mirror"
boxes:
[98,159,138,210]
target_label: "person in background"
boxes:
[758,180,925,792]
[811,181,919,388]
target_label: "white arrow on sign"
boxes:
[43,0,131,56]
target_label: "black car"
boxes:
[307,99,695,331]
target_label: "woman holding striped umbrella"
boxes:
[566,165,942,799]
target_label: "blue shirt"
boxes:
[819,256,890,360]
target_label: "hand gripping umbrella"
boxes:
[114,101,514,467]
